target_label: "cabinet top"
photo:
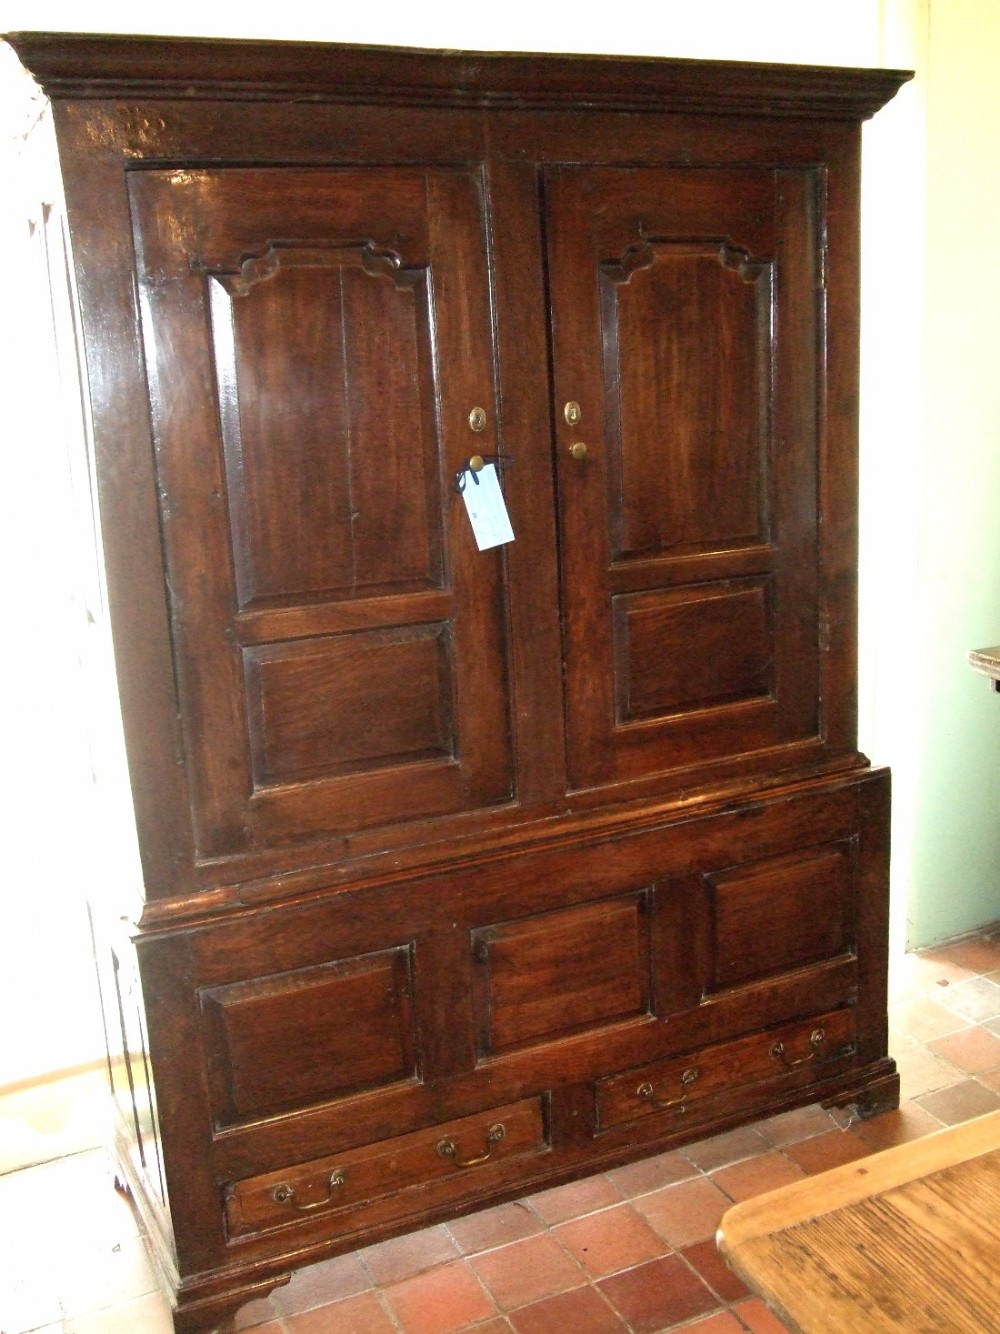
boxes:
[5,32,910,121]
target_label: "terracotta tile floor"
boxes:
[4,925,1000,1334]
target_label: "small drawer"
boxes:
[224,1096,548,1237]
[596,1009,856,1131]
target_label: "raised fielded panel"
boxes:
[706,842,856,992]
[199,947,417,1127]
[471,892,654,1057]
[128,166,513,857]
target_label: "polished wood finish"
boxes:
[548,165,821,789]
[6,32,909,1334]
[718,1110,1000,1332]
[128,165,512,855]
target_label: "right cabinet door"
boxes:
[544,166,824,791]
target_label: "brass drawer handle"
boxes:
[770,1027,826,1069]
[437,1122,506,1167]
[636,1066,700,1112]
[271,1169,346,1212]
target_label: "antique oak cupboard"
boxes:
[8,33,909,1333]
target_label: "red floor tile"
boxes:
[682,1125,771,1172]
[527,1173,624,1224]
[271,1251,372,1316]
[446,1200,545,1254]
[782,1129,872,1175]
[233,1296,281,1331]
[361,1224,461,1286]
[598,1253,718,1332]
[890,995,968,1043]
[755,1103,838,1147]
[632,1174,732,1248]
[468,1231,585,1310]
[853,1101,943,1149]
[382,1259,497,1334]
[681,1239,751,1302]
[554,1202,667,1278]
[733,1296,797,1332]
[710,1151,807,1202]
[928,1024,1000,1073]
[285,1290,396,1332]
[682,1314,748,1334]
[893,1044,965,1100]
[508,1283,628,1332]
[605,1148,697,1197]
[933,932,1000,975]
[915,1076,1000,1124]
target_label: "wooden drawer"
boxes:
[596,1008,856,1132]
[224,1095,548,1237]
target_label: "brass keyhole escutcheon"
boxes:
[568,441,588,461]
[564,400,582,426]
[468,406,487,433]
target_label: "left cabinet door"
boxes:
[129,167,513,856]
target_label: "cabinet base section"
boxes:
[94,766,897,1333]
[118,1054,897,1334]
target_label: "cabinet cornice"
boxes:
[6,32,911,121]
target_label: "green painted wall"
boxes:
[904,0,1000,944]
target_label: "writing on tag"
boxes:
[459,463,515,550]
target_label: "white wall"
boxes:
[1,0,994,1082]
[1,0,884,59]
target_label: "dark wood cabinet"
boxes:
[7,33,909,1333]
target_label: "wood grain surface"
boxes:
[718,1111,1000,1332]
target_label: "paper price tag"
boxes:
[459,463,515,550]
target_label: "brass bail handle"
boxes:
[636,1066,700,1112]
[770,1027,827,1069]
[271,1168,346,1211]
[437,1122,506,1168]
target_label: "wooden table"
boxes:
[969,644,1000,691]
[717,1110,1000,1332]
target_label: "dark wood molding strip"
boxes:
[5,32,911,120]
